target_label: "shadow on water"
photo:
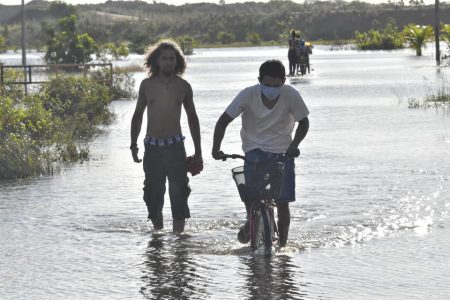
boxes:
[241,254,309,300]
[140,233,205,299]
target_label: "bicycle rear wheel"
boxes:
[300,62,307,76]
[251,208,273,254]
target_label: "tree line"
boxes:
[0,0,450,53]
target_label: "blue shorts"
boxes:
[243,148,296,204]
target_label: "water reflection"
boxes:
[140,234,202,299]
[242,254,308,299]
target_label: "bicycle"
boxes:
[298,54,308,76]
[219,153,286,255]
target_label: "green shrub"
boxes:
[41,75,113,137]
[0,74,114,179]
[217,31,235,44]
[0,134,54,179]
[0,94,57,179]
[246,32,262,45]
[91,67,136,100]
[0,35,6,52]
[111,72,136,100]
[354,21,404,50]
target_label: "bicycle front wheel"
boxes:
[251,208,273,253]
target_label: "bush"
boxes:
[0,94,57,179]
[354,21,404,50]
[216,31,235,44]
[91,67,136,100]
[246,32,262,45]
[42,75,113,137]
[111,72,136,100]
[103,42,130,60]
[0,35,6,52]
[0,74,114,179]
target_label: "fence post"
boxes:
[109,63,113,87]
[435,0,440,66]
[28,66,32,85]
[0,63,3,87]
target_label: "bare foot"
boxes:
[173,219,185,234]
[150,214,163,230]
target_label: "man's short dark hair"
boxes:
[259,60,286,80]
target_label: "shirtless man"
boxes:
[130,40,202,233]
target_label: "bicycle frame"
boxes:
[221,153,285,254]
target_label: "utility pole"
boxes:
[435,0,440,66]
[21,0,27,94]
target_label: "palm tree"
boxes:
[442,24,450,56]
[402,24,434,56]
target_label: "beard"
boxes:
[161,66,175,76]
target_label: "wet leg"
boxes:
[173,219,185,234]
[151,212,163,230]
[289,61,295,75]
[143,151,166,231]
[277,202,291,247]
[167,144,190,233]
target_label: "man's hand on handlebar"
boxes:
[286,146,300,158]
[212,150,225,160]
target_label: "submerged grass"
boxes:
[408,78,450,112]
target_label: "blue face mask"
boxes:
[260,84,283,101]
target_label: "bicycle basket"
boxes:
[231,166,248,202]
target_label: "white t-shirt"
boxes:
[225,84,309,153]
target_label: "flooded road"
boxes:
[1,46,450,299]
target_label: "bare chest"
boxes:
[145,82,185,109]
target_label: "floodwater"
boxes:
[1,46,450,299]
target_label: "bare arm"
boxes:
[287,116,309,157]
[130,81,147,163]
[212,112,233,157]
[183,83,202,159]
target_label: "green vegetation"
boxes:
[175,36,194,55]
[0,35,6,52]
[402,24,434,56]
[103,42,129,60]
[408,80,450,109]
[1,1,450,52]
[0,71,114,179]
[354,21,404,50]
[217,32,235,45]
[45,14,99,64]
[354,22,438,55]
[441,24,450,57]
[246,32,262,46]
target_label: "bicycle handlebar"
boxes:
[219,154,250,163]
[218,153,292,164]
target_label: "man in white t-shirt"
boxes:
[212,59,309,247]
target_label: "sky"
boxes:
[0,0,441,6]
